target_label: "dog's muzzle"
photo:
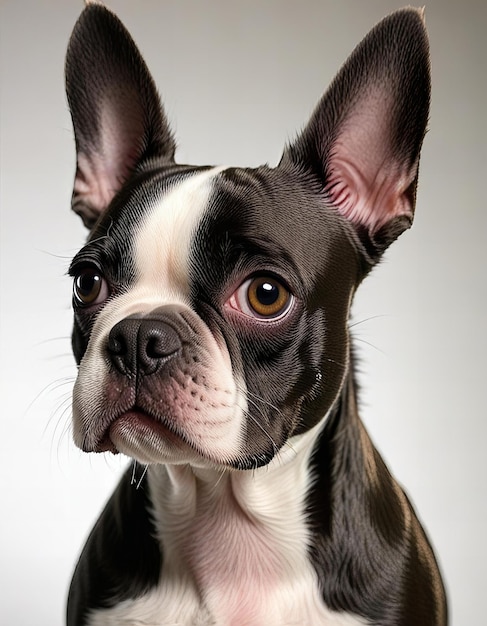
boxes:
[107,314,183,378]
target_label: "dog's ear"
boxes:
[65,4,176,229]
[281,8,430,258]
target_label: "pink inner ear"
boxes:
[324,89,416,232]
[73,94,145,216]
[74,151,118,216]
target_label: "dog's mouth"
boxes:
[95,408,189,459]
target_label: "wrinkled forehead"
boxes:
[79,164,359,301]
[78,165,222,298]
[129,166,226,299]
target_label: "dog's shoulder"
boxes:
[67,466,162,625]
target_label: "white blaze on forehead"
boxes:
[72,166,232,453]
[134,166,226,301]
[72,166,249,464]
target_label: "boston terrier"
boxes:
[65,4,447,625]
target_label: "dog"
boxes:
[65,4,447,625]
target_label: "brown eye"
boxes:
[247,277,290,317]
[73,268,106,306]
[226,275,294,321]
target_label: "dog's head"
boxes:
[66,5,429,469]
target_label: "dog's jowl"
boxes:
[65,4,447,625]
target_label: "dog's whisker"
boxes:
[348,314,389,329]
[27,376,74,423]
[46,408,73,453]
[352,336,385,356]
[45,391,73,446]
[58,407,73,442]
[245,396,271,426]
[280,438,298,458]
[234,390,296,466]
[130,461,148,487]
[242,409,280,456]
[246,389,284,417]
[50,397,73,432]
[136,464,149,490]
[34,335,72,347]
[131,460,138,485]
[86,218,114,246]
[47,402,73,463]
[324,357,348,369]
[235,385,286,430]
[209,467,228,495]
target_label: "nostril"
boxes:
[107,321,138,375]
[106,316,182,377]
[138,324,182,375]
[142,325,181,360]
[108,332,127,357]
[146,336,160,359]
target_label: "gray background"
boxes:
[1,0,485,624]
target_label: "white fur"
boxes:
[76,168,369,625]
[72,167,246,464]
[86,423,370,626]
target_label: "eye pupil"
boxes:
[246,277,291,318]
[78,274,98,296]
[256,281,279,306]
[74,269,103,305]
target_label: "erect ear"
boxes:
[65,3,176,229]
[282,8,430,257]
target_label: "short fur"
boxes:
[65,4,447,625]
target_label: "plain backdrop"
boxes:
[1,0,485,624]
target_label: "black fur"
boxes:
[65,5,447,625]
[67,466,162,625]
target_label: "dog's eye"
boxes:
[73,268,108,307]
[227,276,293,321]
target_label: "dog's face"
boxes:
[69,164,359,469]
[66,6,429,470]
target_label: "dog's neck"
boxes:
[145,364,363,541]
[148,414,324,539]
[146,416,327,608]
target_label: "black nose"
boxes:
[107,316,182,376]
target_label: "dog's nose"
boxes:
[107,316,182,376]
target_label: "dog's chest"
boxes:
[86,462,368,626]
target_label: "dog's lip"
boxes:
[95,409,183,454]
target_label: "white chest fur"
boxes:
[86,427,368,626]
